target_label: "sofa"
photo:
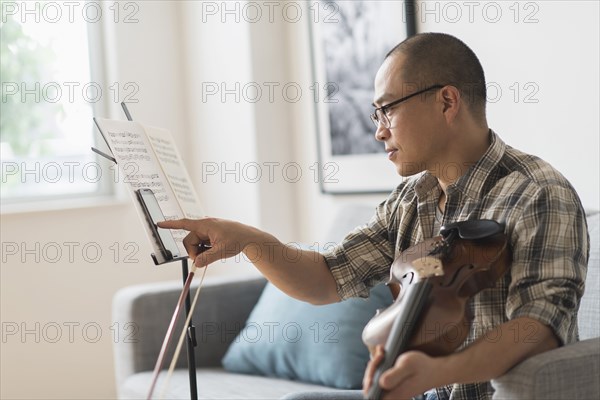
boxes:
[112,206,599,399]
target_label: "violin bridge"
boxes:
[413,256,444,278]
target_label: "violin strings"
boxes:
[158,265,208,400]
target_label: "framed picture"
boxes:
[309,1,416,194]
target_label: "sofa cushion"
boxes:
[120,368,339,400]
[222,282,393,389]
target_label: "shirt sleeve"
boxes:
[506,185,589,345]
[322,190,401,300]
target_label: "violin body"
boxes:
[362,220,511,399]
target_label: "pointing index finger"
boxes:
[157,218,193,231]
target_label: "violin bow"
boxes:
[146,263,206,400]
[158,266,208,399]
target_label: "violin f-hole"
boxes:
[439,264,474,288]
[402,271,416,284]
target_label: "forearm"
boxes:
[242,227,341,305]
[158,217,342,305]
[442,317,559,384]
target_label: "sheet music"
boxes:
[93,118,188,260]
[145,126,205,219]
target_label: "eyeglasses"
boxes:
[370,85,445,129]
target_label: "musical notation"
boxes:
[95,118,205,259]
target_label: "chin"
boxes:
[395,161,424,177]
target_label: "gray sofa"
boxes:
[113,207,599,399]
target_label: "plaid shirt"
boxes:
[323,130,589,400]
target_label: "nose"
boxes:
[375,125,390,142]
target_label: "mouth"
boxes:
[386,148,398,160]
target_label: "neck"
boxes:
[434,125,491,195]
[438,190,447,213]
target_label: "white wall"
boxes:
[1,1,598,399]
[419,0,600,209]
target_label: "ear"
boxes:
[440,86,461,123]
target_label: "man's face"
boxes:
[372,54,447,177]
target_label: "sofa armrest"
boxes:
[492,337,600,399]
[112,273,267,389]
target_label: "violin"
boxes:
[362,219,511,400]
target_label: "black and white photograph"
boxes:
[320,1,398,156]
[311,0,413,192]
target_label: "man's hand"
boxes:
[363,345,448,400]
[158,217,256,267]
[362,317,558,399]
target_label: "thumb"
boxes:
[193,243,227,267]
[363,345,385,393]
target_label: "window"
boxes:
[1,1,110,204]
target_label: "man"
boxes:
[159,33,588,400]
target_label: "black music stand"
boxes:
[92,103,198,400]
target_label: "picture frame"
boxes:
[309,0,417,194]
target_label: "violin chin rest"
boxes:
[440,219,504,240]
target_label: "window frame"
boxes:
[0,9,117,212]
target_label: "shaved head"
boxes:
[386,33,487,121]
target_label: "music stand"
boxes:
[92,102,198,400]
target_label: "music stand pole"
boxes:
[181,258,198,400]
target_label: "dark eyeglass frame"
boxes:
[370,84,445,128]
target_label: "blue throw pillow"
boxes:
[221,282,393,389]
